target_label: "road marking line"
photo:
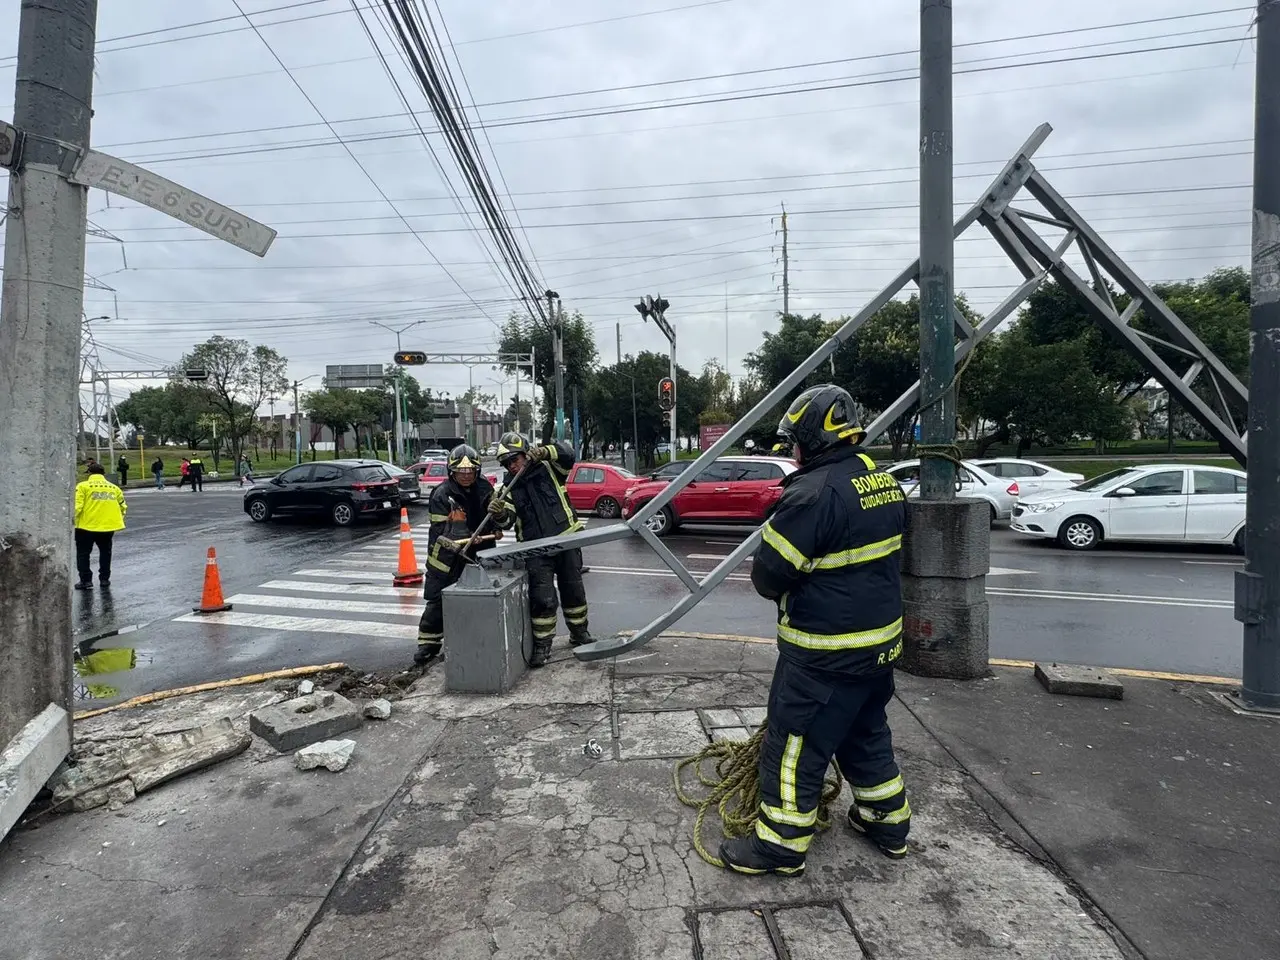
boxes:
[1182,560,1243,566]
[687,553,751,562]
[322,558,395,568]
[988,566,1038,576]
[174,610,416,639]
[226,593,421,617]
[293,568,409,581]
[261,579,416,597]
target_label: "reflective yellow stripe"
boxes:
[563,605,587,615]
[761,801,818,828]
[857,453,877,470]
[762,521,809,571]
[429,513,449,523]
[778,618,903,651]
[543,444,559,462]
[564,614,587,625]
[531,616,557,625]
[853,775,904,802]
[809,534,901,571]
[755,818,813,853]
[427,555,451,572]
[780,734,802,810]
[417,633,444,642]
[856,799,911,825]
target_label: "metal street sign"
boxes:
[326,364,384,389]
[69,150,277,257]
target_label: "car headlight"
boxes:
[1024,501,1064,514]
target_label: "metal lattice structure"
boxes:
[481,122,1250,661]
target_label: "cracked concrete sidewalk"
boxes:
[2,634,1271,960]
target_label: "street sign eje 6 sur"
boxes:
[69,150,277,257]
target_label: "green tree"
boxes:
[178,337,288,463]
[504,398,534,432]
[113,382,217,447]
[497,309,597,440]
[302,388,365,457]
[586,351,692,466]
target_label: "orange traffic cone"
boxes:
[193,546,233,613]
[392,508,424,586]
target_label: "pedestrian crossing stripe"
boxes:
[174,609,417,639]
[225,593,421,617]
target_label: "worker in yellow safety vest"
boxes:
[74,463,127,590]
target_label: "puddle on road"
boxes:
[73,639,155,705]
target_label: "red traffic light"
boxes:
[657,376,675,411]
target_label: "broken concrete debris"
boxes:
[249,691,361,752]
[298,679,315,695]
[362,699,392,720]
[1034,662,1124,700]
[294,739,356,772]
[48,717,250,813]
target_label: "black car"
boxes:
[244,460,401,526]
[372,461,424,505]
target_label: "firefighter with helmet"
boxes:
[415,443,497,665]
[719,383,911,876]
[488,431,592,667]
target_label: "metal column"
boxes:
[1237,0,1280,709]
[918,0,957,497]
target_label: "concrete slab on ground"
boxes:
[0,635,1198,960]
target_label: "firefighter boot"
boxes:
[414,636,442,666]
[718,836,805,877]
[529,639,554,668]
[847,805,908,860]
[569,629,595,648]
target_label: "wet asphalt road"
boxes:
[72,486,1244,707]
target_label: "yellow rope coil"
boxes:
[673,722,843,868]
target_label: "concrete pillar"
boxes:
[899,499,990,679]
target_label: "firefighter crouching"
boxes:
[488,431,593,667]
[719,384,911,877]
[415,444,496,665]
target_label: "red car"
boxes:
[565,462,638,518]
[620,456,797,537]
[409,461,501,493]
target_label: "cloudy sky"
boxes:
[0,0,1260,414]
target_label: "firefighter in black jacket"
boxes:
[720,384,911,877]
[489,431,592,667]
[415,444,496,665]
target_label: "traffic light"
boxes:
[394,351,427,365]
[657,376,675,411]
[661,410,671,429]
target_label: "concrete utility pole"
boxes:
[899,0,991,681]
[0,0,98,750]
[781,205,790,317]
[616,321,622,366]
[1237,0,1280,710]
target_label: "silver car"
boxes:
[884,458,1020,525]
[971,458,1084,496]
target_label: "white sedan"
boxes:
[971,458,1084,496]
[1012,463,1247,551]
[884,459,1019,524]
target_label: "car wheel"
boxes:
[1057,516,1101,551]
[1234,528,1246,555]
[332,501,356,527]
[595,496,621,519]
[247,498,272,523]
[644,505,676,537]
[989,503,998,527]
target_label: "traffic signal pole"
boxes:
[1237,0,1280,710]
[0,0,98,751]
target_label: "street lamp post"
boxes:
[290,375,318,464]
[370,320,426,463]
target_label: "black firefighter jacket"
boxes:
[425,474,496,577]
[494,441,583,542]
[751,444,907,678]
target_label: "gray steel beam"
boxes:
[1000,209,1247,463]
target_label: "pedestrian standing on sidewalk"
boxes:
[73,462,126,590]
[719,384,911,877]
[116,454,129,488]
[488,431,594,667]
[238,454,254,487]
[151,456,165,490]
[188,454,205,491]
[176,457,190,489]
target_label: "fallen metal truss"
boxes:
[481,121,1250,661]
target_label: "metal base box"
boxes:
[442,565,531,694]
